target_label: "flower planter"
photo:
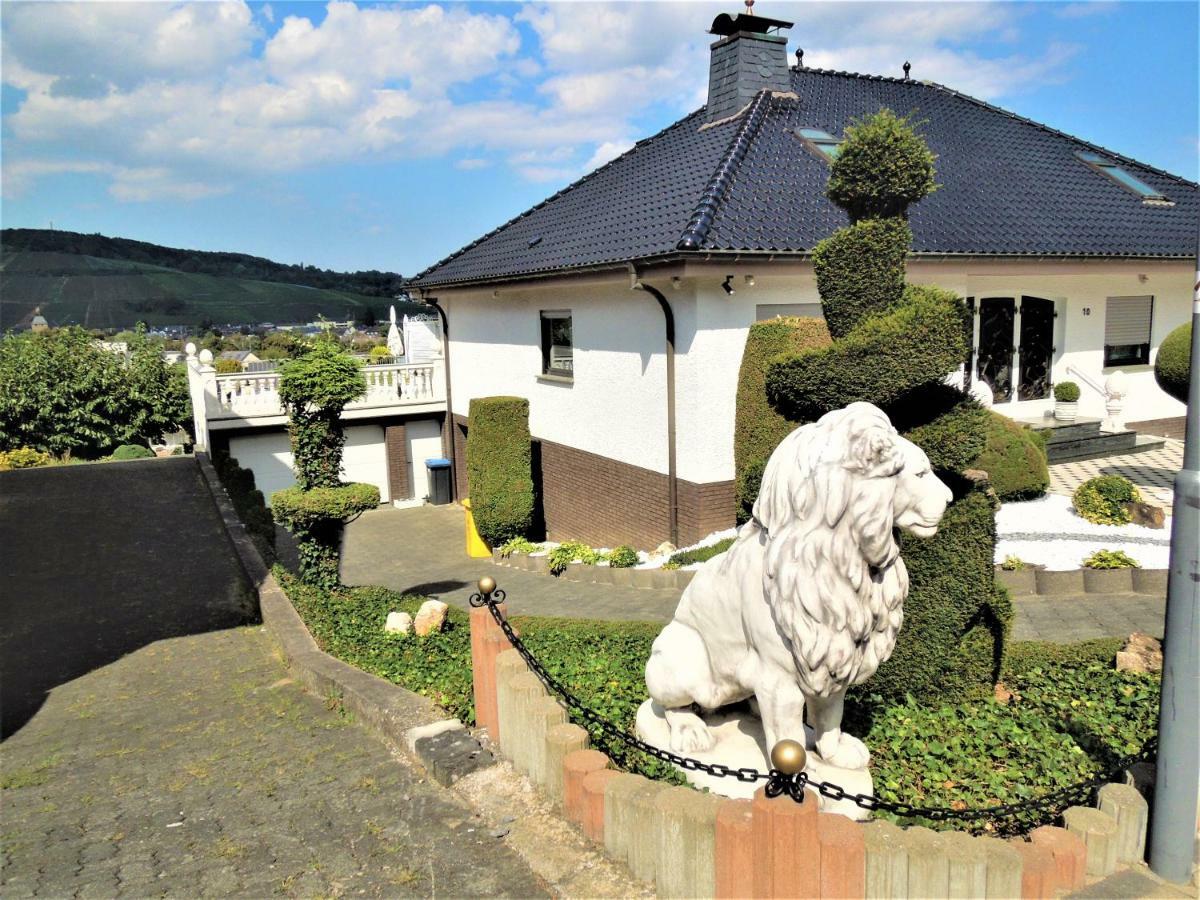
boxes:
[1132,568,1168,595]
[1035,568,1085,594]
[1054,400,1079,423]
[1082,568,1135,593]
[995,566,1039,596]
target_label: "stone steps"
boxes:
[1023,417,1166,463]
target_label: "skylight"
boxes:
[1076,151,1168,202]
[796,127,842,160]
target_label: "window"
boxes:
[795,127,842,160]
[1104,296,1153,367]
[539,310,573,378]
[1076,151,1169,203]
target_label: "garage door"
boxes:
[228,425,389,506]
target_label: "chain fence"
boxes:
[470,588,1157,829]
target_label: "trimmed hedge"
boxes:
[812,217,910,338]
[466,396,534,547]
[971,412,1049,502]
[211,450,276,564]
[826,108,938,223]
[272,482,380,588]
[110,443,155,460]
[1155,322,1191,403]
[765,284,969,423]
[733,317,831,520]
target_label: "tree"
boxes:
[1155,322,1191,403]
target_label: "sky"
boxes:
[1,0,1196,275]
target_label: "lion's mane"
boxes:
[752,402,910,697]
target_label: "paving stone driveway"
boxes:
[1,460,548,899]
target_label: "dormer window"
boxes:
[796,127,842,160]
[1076,151,1170,203]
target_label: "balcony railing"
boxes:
[209,360,444,420]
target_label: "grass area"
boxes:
[278,568,1158,834]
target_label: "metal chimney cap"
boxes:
[709,12,793,36]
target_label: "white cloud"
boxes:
[583,139,634,171]
[455,158,491,170]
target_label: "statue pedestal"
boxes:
[635,700,874,821]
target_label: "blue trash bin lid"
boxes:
[425,458,451,468]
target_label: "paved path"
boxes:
[339,504,681,622]
[1,460,548,899]
[1049,439,1183,513]
[340,505,1163,641]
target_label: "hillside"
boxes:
[0,229,419,330]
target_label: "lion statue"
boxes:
[644,402,953,770]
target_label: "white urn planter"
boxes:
[1054,400,1079,422]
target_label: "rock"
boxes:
[993,682,1018,705]
[1115,632,1161,674]
[1121,501,1165,529]
[649,541,677,559]
[384,611,412,635]
[414,600,449,636]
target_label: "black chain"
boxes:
[471,591,1157,822]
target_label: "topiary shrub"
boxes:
[0,447,54,470]
[765,109,1005,704]
[734,317,832,520]
[110,443,155,460]
[607,545,639,569]
[1053,381,1080,402]
[466,396,534,548]
[1073,475,1141,526]
[273,342,374,588]
[971,412,1049,502]
[1154,322,1191,403]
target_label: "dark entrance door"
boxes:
[1018,296,1055,401]
[976,297,1015,403]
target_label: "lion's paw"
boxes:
[669,719,716,754]
[822,734,870,770]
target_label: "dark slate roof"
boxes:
[411,68,1198,288]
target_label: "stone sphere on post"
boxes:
[198,348,214,365]
[770,738,807,775]
[185,342,197,357]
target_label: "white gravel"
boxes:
[995,494,1171,570]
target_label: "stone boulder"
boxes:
[1121,501,1165,529]
[414,600,449,636]
[1115,632,1162,674]
[385,611,413,635]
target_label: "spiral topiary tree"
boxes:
[271,342,379,588]
[765,109,1010,704]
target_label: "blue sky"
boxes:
[2,1,1196,274]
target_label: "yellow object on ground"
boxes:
[462,498,492,558]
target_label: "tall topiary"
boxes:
[734,317,832,521]
[271,342,379,588]
[1154,322,1191,403]
[765,109,1008,704]
[466,397,534,547]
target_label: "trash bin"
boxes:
[425,458,452,505]
[461,497,492,558]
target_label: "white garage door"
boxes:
[228,424,389,506]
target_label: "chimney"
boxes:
[704,11,794,123]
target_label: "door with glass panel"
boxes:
[976,298,1015,403]
[1017,296,1054,400]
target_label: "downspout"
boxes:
[423,295,459,502]
[630,266,679,547]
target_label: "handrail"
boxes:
[1065,364,1105,397]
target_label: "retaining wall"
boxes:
[469,604,1156,899]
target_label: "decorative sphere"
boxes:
[770,739,807,775]
[477,575,497,596]
[198,349,214,364]
[185,342,197,356]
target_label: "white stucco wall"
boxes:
[439,258,1190,488]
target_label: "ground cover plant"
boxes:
[280,572,1156,835]
[664,537,736,569]
[1073,475,1141,526]
[1083,549,1140,569]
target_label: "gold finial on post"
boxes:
[770,738,807,774]
[477,575,497,597]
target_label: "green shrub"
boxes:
[110,443,155,460]
[1073,475,1141,525]
[1053,381,1080,402]
[272,483,379,588]
[607,545,639,568]
[1002,638,1123,680]
[466,396,535,547]
[547,540,600,574]
[734,317,831,520]
[1154,322,1191,403]
[211,450,276,563]
[667,537,736,568]
[825,109,937,223]
[812,217,911,338]
[1000,555,1025,571]
[1083,549,1140,570]
[895,391,989,473]
[971,412,1049,502]
[766,285,969,423]
[278,343,366,490]
[498,537,542,557]
[214,357,243,374]
[0,447,54,470]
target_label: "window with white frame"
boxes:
[539,310,573,378]
[1103,296,1153,367]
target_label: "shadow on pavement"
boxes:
[0,458,256,739]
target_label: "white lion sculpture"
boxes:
[644,402,953,770]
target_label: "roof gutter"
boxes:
[629,263,679,547]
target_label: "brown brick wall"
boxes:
[1127,417,1185,440]
[677,478,737,545]
[384,423,408,501]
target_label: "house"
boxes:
[217,349,262,369]
[407,11,1197,550]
